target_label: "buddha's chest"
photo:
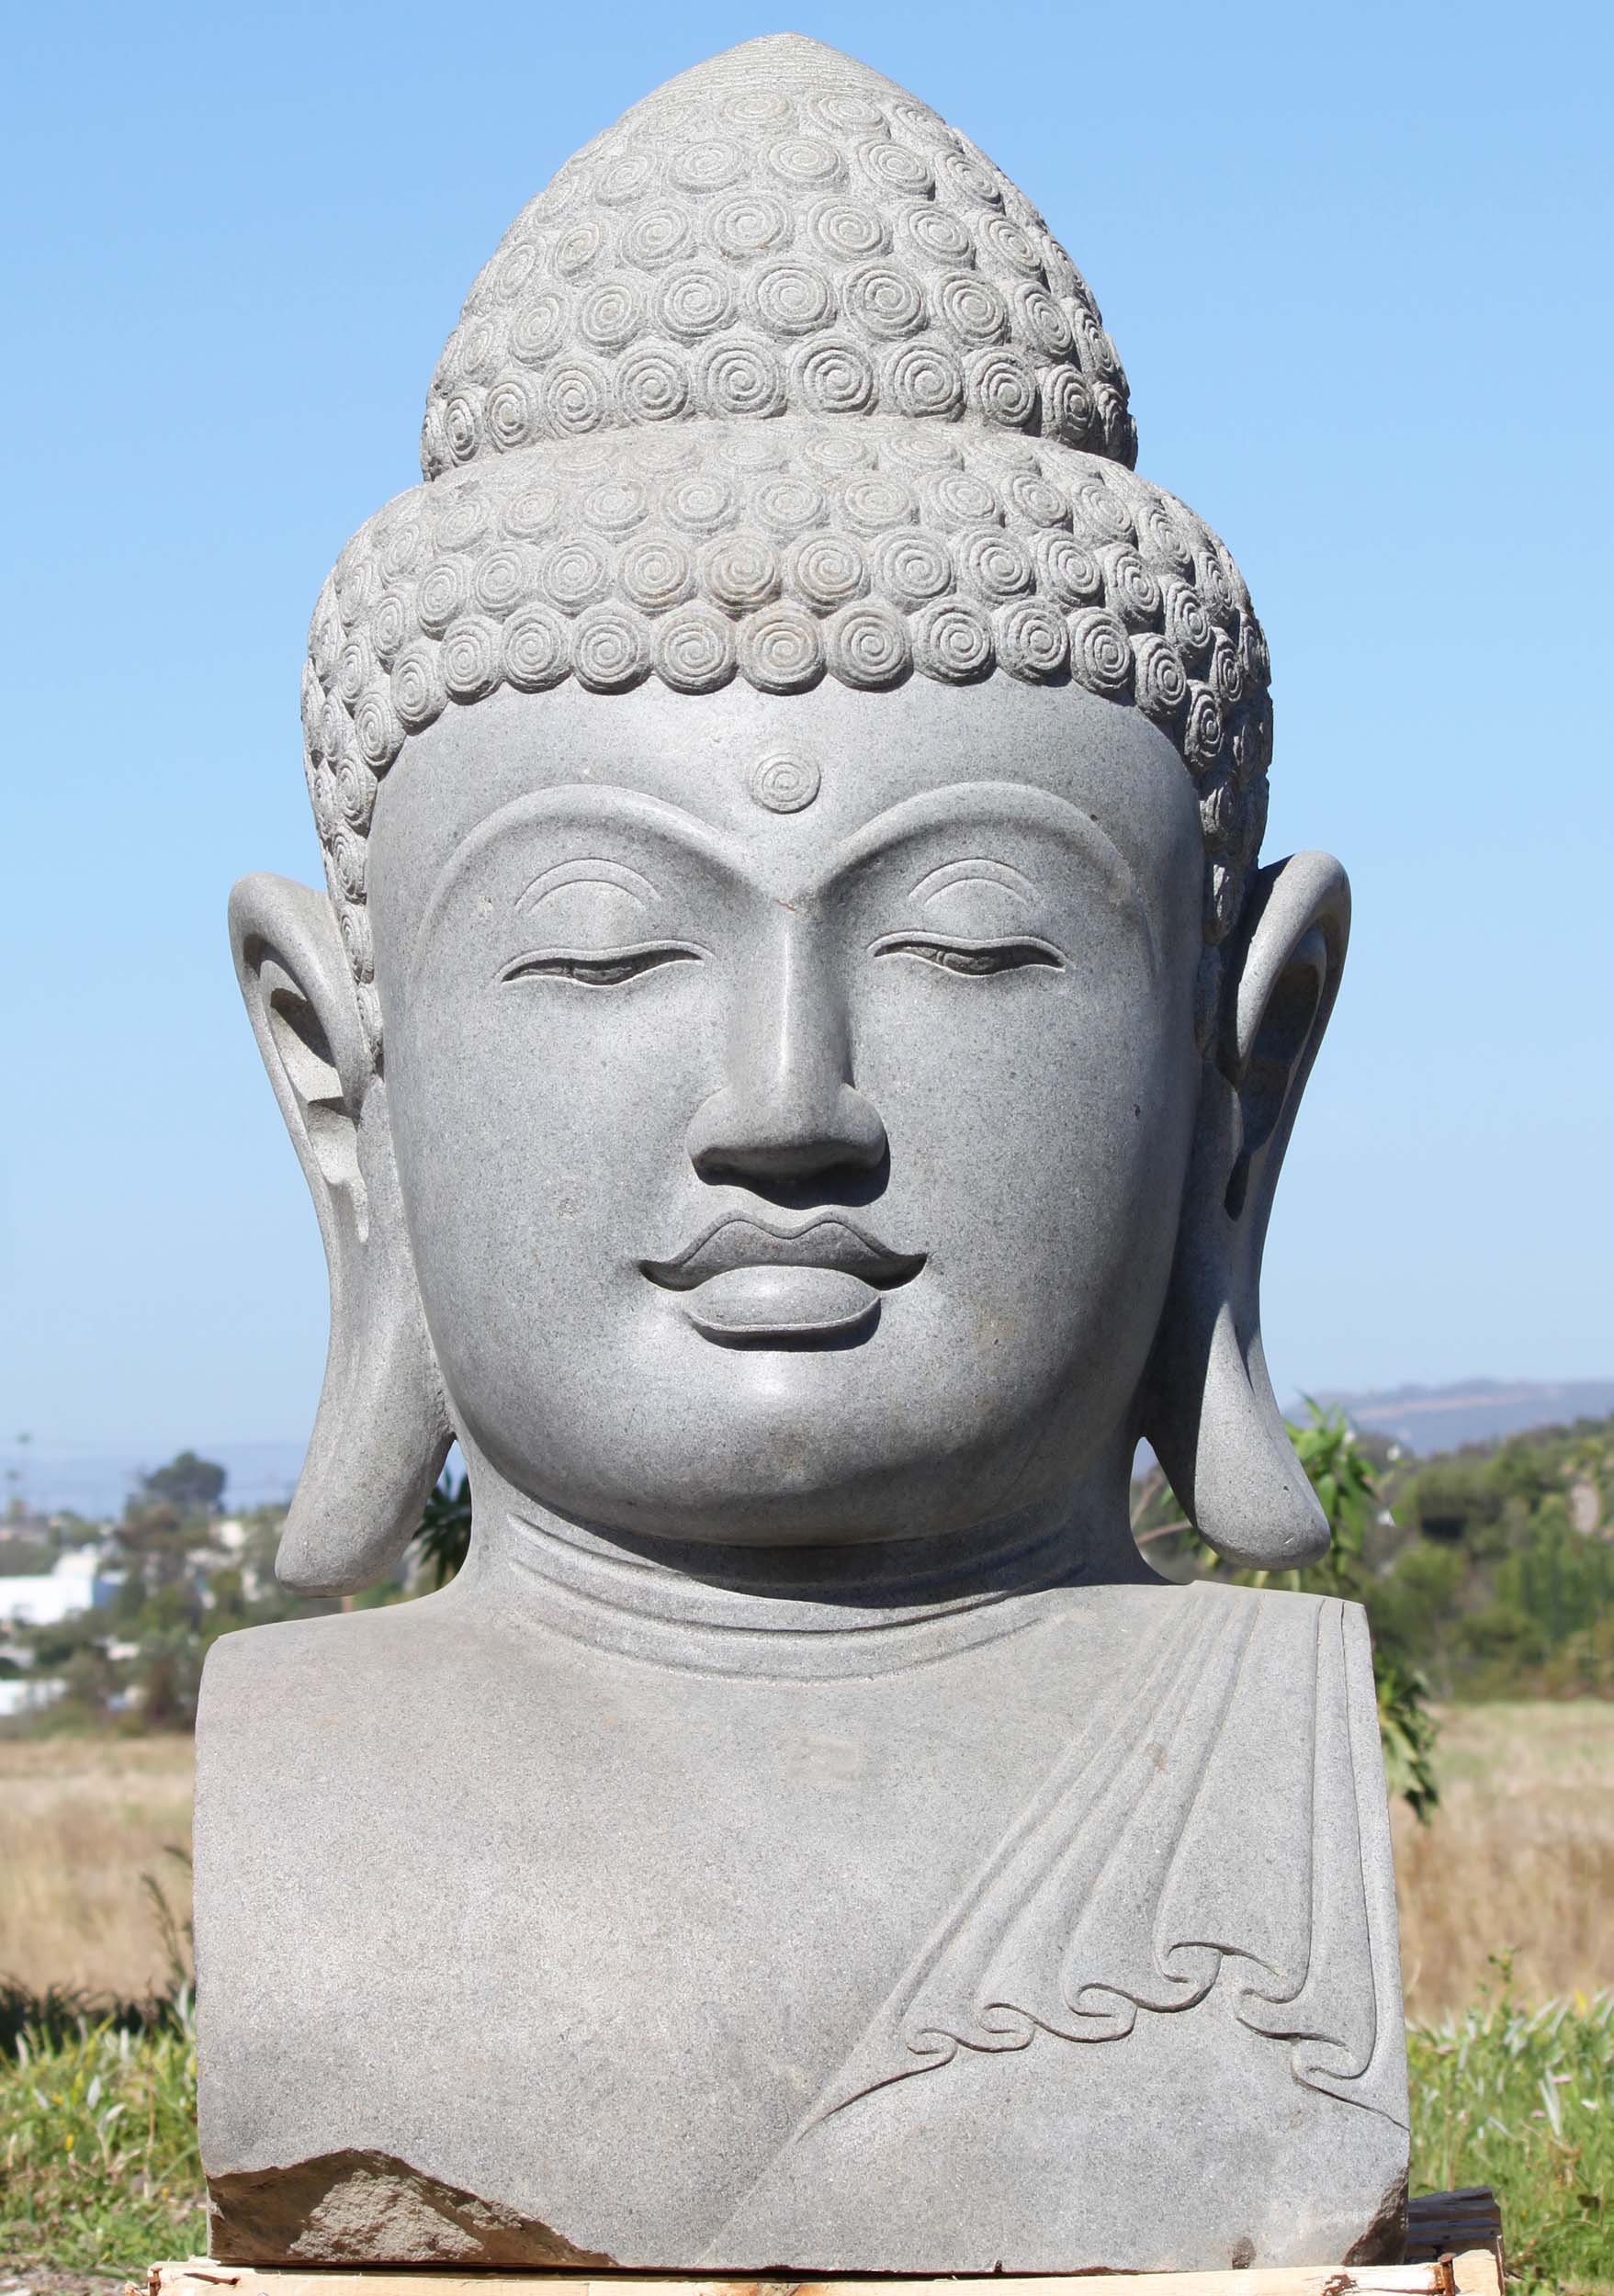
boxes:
[195,1607,1101,2249]
[196,1585,1407,2271]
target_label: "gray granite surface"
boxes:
[198,30,1407,2273]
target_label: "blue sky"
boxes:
[2,0,1609,1453]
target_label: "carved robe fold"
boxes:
[196,1577,1406,2270]
[710,1585,1407,2267]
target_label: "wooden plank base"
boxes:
[1404,2189,1503,2268]
[139,2189,1503,2296]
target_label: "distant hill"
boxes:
[0,1439,305,1524]
[1318,1379,1614,1455]
[10,1380,1614,1516]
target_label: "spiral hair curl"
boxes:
[301,37,1272,1060]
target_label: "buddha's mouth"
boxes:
[638,1215,925,1346]
[640,1213,924,1291]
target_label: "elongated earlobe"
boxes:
[1142,851,1349,1570]
[231,874,452,1593]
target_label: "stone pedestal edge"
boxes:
[137,2189,1502,2296]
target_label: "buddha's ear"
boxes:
[230,873,451,1594]
[1140,851,1349,1570]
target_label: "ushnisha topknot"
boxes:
[419,34,1138,478]
[304,35,1272,1057]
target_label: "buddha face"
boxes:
[366,674,1206,1548]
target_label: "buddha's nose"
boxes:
[686,921,886,1186]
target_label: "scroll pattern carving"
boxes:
[797,1591,1406,2137]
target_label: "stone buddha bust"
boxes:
[195,33,1408,2275]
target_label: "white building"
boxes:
[0,1547,119,1628]
[0,1674,65,1718]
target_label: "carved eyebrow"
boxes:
[516,858,660,912]
[811,782,1158,976]
[410,783,750,993]
[910,858,1033,906]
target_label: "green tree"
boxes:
[1369,1538,1467,1661]
[413,1467,472,1589]
[113,1499,196,1596]
[136,1450,227,1520]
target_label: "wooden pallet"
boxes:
[1404,2189,1503,2268]
[141,2189,1505,2296]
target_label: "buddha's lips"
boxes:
[639,1215,925,1293]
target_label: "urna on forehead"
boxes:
[301,33,1273,1053]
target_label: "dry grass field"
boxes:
[0,1733,194,2000]
[2,1704,1612,2015]
[1393,1700,1614,2017]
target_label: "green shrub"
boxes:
[1368,1539,1469,1659]
[5,1972,1610,2283]
[1409,1974,1614,2293]
[0,1988,204,2272]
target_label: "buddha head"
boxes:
[234,35,1348,1593]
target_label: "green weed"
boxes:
[2,1973,1610,2285]
[1409,1968,1614,2292]
[0,1987,204,2274]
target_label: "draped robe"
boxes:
[195,1573,1407,2269]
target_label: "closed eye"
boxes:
[873,934,1064,977]
[499,944,704,988]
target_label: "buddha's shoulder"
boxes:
[1188,1577,1371,1646]
[1047,1581,1374,1729]
[203,1582,457,1687]
[1177,1577,1372,1650]
[196,1581,528,1765]
[1069,1577,1368,1638]
[1181,1579,1367,1626]
[1173,1580,1378,1726]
